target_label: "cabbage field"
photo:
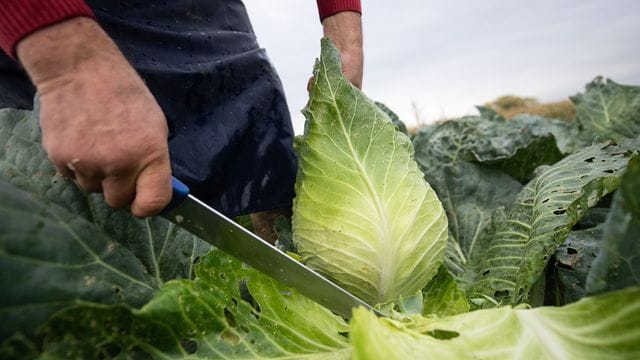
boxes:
[1,39,639,359]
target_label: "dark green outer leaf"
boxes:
[0,179,155,338]
[587,155,640,294]
[0,108,211,338]
[412,114,573,183]
[425,162,522,277]
[553,226,603,304]
[41,250,350,359]
[374,101,408,135]
[511,114,587,155]
[273,216,295,253]
[465,142,634,305]
[571,76,640,141]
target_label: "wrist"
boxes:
[17,17,123,88]
[322,11,363,88]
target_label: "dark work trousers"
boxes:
[0,0,298,217]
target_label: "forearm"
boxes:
[321,11,363,88]
[322,11,362,55]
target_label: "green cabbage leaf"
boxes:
[587,155,640,294]
[351,287,640,360]
[464,142,635,305]
[293,39,448,304]
[572,76,640,141]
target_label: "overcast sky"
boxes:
[245,0,640,133]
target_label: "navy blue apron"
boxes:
[0,0,298,217]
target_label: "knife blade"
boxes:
[162,177,382,319]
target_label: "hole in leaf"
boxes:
[192,256,200,266]
[339,331,349,339]
[239,280,253,304]
[112,285,124,299]
[180,339,198,354]
[541,198,550,204]
[584,157,595,163]
[482,269,490,276]
[424,329,460,340]
[518,288,524,296]
[224,308,237,328]
[556,262,574,271]
[238,280,261,319]
[553,209,566,215]
[494,290,509,298]
[603,169,614,174]
[567,248,577,255]
[239,325,250,333]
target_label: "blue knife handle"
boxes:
[164,176,190,212]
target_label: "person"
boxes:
[0,0,363,241]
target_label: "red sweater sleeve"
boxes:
[0,0,95,59]
[317,0,362,21]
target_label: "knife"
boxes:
[162,176,382,319]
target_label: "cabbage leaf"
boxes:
[39,250,350,359]
[571,76,640,141]
[464,142,635,305]
[293,39,448,304]
[587,155,640,294]
[351,287,640,360]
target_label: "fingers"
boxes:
[49,152,171,217]
[102,174,136,208]
[130,158,173,217]
[75,173,103,193]
[50,156,103,192]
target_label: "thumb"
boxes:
[130,158,172,217]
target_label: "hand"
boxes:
[17,18,172,217]
[321,11,363,88]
